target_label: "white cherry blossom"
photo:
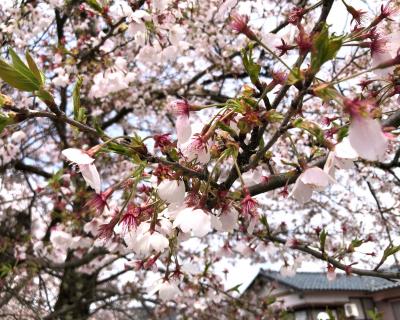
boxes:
[173,207,212,237]
[157,179,185,204]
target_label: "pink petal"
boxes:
[300,167,331,188]
[349,117,387,161]
[372,51,395,77]
[176,115,192,145]
[290,178,313,204]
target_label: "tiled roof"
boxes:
[260,270,400,292]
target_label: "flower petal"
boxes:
[176,115,192,145]
[173,207,211,237]
[300,167,332,188]
[334,137,358,159]
[290,177,313,204]
[79,164,101,194]
[349,117,387,161]
[62,148,94,165]
[157,180,185,204]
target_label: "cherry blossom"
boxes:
[157,179,186,204]
[173,207,212,237]
[349,116,388,162]
[124,219,172,256]
[290,167,333,204]
[62,148,101,193]
[149,279,180,302]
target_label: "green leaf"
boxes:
[287,67,303,85]
[383,244,400,259]
[217,121,238,138]
[311,24,343,73]
[226,283,242,293]
[349,238,363,251]
[85,0,103,12]
[25,51,45,85]
[265,110,284,122]
[337,126,349,141]
[0,94,13,108]
[313,83,339,102]
[366,309,383,320]
[293,118,324,144]
[36,88,55,105]
[319,229,328,252]
[9,48,39,85]
[73,76,83,120]
[0,263,13,278]
[0,113,14,134]
[241,44,261,85]
[0,59,40,91]
[77,107,87,123]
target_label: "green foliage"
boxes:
[0,113,14,135]
[0,52,40,91]
[25,50,45,85]
[319,229,328,253]
[217,121,238,138]
[293,118,325,145]
[36,88,55,105]
[0,48,55,108]
[0,93,13,108]
[367,309,383,320]
[73,76,87,123]
[241,44,261,85]
[265,109,284,122]
[311,24,343,73]
[349,238,363,251]
[226,283,242,293]
[85,0,103,12]
[287,67,303,85]
[337,126,349,141]
[325,308,336,320]
[313,83,340,102]
[0,263,13,278]
[376,244,400,269]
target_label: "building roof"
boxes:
[260,270,400,292]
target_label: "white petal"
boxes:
[219,209,238,232]
[158,281,180,301]
[334,137,358,159]
[173,208,211,237]
[149,232,169,253]
[323,151,336,178]
[62,148,94,165]
[157,179,185,204]
[176,115,192,145]
[242,166,263,187]
[300,167,331,188]
[349,117,388,161]
[335,157,354,170]
[79,164,101,194]
[210,214,222,230]
[290,177,313,204]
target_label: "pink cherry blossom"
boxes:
[349,116,387,161]
[291,167,333,204]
